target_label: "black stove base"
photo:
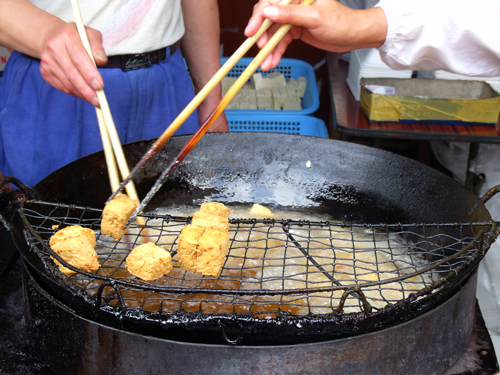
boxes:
[0,259,499,375]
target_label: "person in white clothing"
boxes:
[247,1,500,367]
[244,0,500,77]
[0,0,228,186]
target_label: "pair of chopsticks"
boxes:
[109,0,299,198]
[108,0,316,227]
[70,0,146,227]
[119,0,317,227]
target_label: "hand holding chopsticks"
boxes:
[121,0,316,227]
[70,0,146,228]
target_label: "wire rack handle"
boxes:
[481,185,500,207]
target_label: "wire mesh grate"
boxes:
[19,200,500,318]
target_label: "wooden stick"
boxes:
[70,0,147,232]
[125,0,317,225]
[95,108,120,191]
[108,0,295,203]
[70,0,137,199]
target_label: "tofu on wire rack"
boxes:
[101,193,138,241]
[49,225,99,275]
[177,202,231,277]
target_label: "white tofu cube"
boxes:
[251,73,266,90]
[271,88,282,110]
[266,71,287,88]
[257,96,265,109]
[256,88,271,98]
[247,92,257,109]
[297,76,307,98]
[283,91,302,110]
[286,85,296,97]
[287,77,298,92]
[278,86,288,99]
[257,95,273,110]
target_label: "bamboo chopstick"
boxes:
[70,0,147,230]
[95,107,120,191]
[124,0,317,226]
[108,0,296,202]
[71,0,139,200]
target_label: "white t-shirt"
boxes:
[376,0,500,77]
[30,0,185,56]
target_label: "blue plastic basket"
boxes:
[226,114,329,138]
[221,57,319,116]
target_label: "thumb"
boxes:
[262,4,319,29]
[93,48,108,66]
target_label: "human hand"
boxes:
[244,0,387,70]
[39,22,108,106]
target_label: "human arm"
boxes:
[0,0,107,106]
[378,0,500,77]
[244,0,387,71]
[246,0,500,77]
[181,0,228,132]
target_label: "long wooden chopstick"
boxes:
[70,0,147,229]
[71,0,140,201]
[124,0,316,226]
[107,0,296,203]
[95,109,120,191]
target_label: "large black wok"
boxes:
[9,133,493,332]
[5,132,499,374]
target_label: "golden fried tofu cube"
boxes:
[101,194,138,241]
[200,202,232,218]
[177,224,206,272]
[191,211,229,231]
[195,229,230,277]
[126,242,173,281]
[178,225,230,277]
[49,225,99,275]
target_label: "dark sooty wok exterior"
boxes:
[10,133,492,346]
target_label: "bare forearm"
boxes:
[181,0,221,94]
[0,0,64,58]
[180,0,227,131]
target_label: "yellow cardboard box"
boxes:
[360,77,500,124]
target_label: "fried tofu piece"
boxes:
[200,202,232,218]
[101,193,138,241]
[177,224,206,272]
[49,225,99,275]
[178,225,230,277]
[191,211,229,231]
[126,242,173,281]
[178,202,231,277]
[249,204,275,218]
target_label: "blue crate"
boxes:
[221,57,319,116]
[226,114,329,138]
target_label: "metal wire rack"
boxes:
[19,200,500,319]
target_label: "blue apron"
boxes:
[0,48,199,187]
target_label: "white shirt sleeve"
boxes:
[376,0,500,77]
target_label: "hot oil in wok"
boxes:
[86,205,433,318]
